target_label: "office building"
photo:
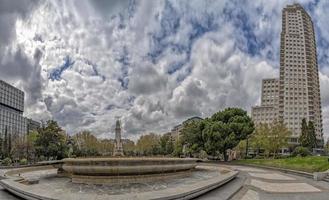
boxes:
[0,80,27,137]
[0,80,40,139]
[252,4,323,145]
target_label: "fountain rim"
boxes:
[62,157,198,162]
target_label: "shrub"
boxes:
[2,157,12,166]
[19,158,28,165]
[199,150,208,159]
[253,155,265,159]
[292,146,311,157]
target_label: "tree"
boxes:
[11,134,27,161]
[98,139,114,156]
[204,108,254,161]
[299,118,308,148]
[73,131,100,156]
[136,133,160,156]
[26,131,39,161]
[35,120,68,160]
[159,133,174,155]
[123,139,135,156]
[299,118,317,150]
[250,123,269,157]
[267,121,291,158]
[249,121,291,158]
[307,121,317,149]
[181,120,206,155]
[324,139,329,155]
[173,138,183,157]
[234,140,247,159]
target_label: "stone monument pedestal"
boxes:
[113,142,124,156]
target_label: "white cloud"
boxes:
[1,0,328,140]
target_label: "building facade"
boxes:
[170,116,203,140]
[252,4,323,145]
[0,80,40,139]
[26,118,41,133]
[0,80,27,137]
[252,79,279,125]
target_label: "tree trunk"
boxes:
[223,149,228,161]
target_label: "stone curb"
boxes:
[0,164,44,170]
[0,166,239,200]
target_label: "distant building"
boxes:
[252,4,323,146]
[26,118,41,133]
[170,116,203,140]
[251,78,279,125]
[0,80,40,139]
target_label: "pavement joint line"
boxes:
[225,176,247,200]
[240,189,260,200]
[229,186,249,200]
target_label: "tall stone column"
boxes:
[113,119,124,156]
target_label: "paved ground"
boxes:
[1,164,329,200]
[0,186,22,199]
[196,164,329,200]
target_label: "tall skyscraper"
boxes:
[252,3,323,145]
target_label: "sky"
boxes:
[0,0,329,140]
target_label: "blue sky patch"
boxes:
[49,56,75,81]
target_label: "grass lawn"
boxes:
[234,156,329,173]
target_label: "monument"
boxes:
[113,118,124,156]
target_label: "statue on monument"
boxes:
[113,117,124,156]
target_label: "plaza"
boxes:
[1,164,329,200]
[1,1,329,200]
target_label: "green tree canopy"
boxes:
[159,133,174,155]
[73,131,100,156]
[136,133,160,156]
[181,120,206,155]
[181,108,254,161]
[123,140,135,156]
[299,118,317,150]
[205,108,254,161]
[35,120,68,160]
[267,121,291,158]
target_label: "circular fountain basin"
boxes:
[61,157,198,184]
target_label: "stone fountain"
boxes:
[58,118,197,184]
[0,118,238,199]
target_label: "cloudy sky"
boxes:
[1,0,329,140]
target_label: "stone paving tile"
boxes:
[0,186,20,200]
[241,189,259,200]
[248,172,296,180]
[250,179,321,193]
